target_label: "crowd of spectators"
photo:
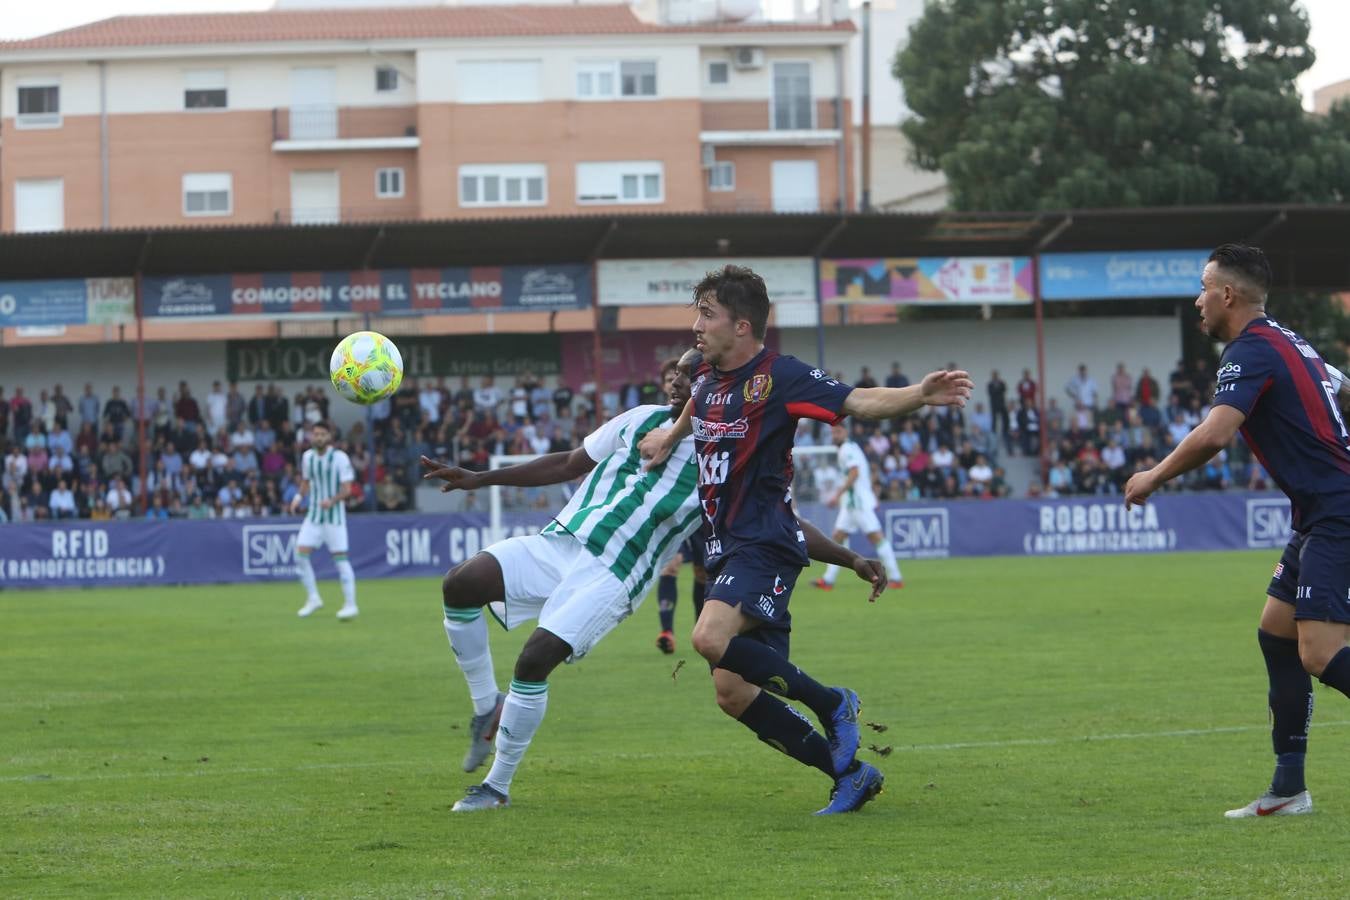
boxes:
[1,356,1276,522]
[0,372,643,523]
[790,357,1270,502]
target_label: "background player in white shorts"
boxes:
[814,420,903,591]
[419,351,888,812]
[289,421,359,621]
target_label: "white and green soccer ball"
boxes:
[329,330,404,405]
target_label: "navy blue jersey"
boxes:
[1212,317,1350,531]
[691,348,853,570]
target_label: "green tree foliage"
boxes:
[895,0,1350,211]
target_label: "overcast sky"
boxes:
[2,0,1347,109]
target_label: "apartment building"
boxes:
[0,3,854,233]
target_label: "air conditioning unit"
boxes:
[701,144,716,169]
[732,47,764,70]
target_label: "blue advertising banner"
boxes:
[141,265,591,318]
[0,277,135,326]
[1038,250,1210,300]
[0,493,1293,590]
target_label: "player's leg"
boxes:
[1228,536,1313,818]
[692,564,707,621]
[294,520,324,616]
[715,667,835,779]
[692,566,860,774]
[655,551,683,654]
[328,524,358,620]
[1290,530,1350,694]
[441,551,511,771]
[462,552,629,808]
[862,506,902,587]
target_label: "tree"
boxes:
[895,0,1350,211]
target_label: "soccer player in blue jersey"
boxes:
[1125,244,1350,819]
[641,265,972,814]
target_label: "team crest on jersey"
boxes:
[703,497,719,522]
[771,574,786,596]
[743,374,774,403]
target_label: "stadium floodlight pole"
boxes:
[860,0,872,212]
[133,234,153,513]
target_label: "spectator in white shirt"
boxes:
[474,376,502,413]
[419,382,443,423]
[968,454,994,486]
[230,422,255,451]
[1065,363,1099,409]
[105,477,133,516]
[1101,438,1127,471]
[189,440,213,473]
[206,381,228,435]
[49,480,77,519]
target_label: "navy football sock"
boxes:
[692,581,706,621]
[1258,630,1311,795]
[657,575,676,633]
[1316,646,1350,699]
[717,635,841,722]
[737,691,835,779]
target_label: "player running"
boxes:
[420,349,887,813]
[1125,244,1350,819]
[813,420,904,591]
[640,265,971,814]
[290,421,359,621]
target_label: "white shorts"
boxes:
[297,520,350,555]
[483,532,634,661]
[833,506,882,536]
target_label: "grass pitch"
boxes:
[3,552,1347,897]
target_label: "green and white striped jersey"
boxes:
[301,447,355,525]
[542,405,700,601]
[837,440,877,512]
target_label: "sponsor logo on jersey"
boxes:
[742,374,774,403]
[756,595,778,618]
[1216,362,1242,383]
[692,417,750,440]
[697,451,730,485]
[704,391,735,405]
[1274,562,1285,578]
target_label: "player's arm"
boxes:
[829,465,859,507]
[1124,405,1245,508]
[800,516,886,602]
[321,478,353,510]
[289,478,310,514]
[419,447,596,492]
[637,399,692,468]
[842,370,973,421]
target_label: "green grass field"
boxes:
[4,551,1348,897]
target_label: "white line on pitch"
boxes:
[889,720,1350,752]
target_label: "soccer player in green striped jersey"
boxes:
[420,351,887,812]
[290,422,359,621]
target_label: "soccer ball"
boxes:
[329,331,404,405]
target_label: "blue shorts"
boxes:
[679,535,706,569]
[704,554,797,657]
[1267,527,1350,624]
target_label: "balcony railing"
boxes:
[700,100,841,133]
[272,105,418,143]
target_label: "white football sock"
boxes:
[335,556,357,608]
[296,551,320,601]
[821,564,839,586]
[443,608,499,716]
[875,538,902,582]
[483,680,549,796]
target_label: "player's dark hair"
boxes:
[680,349,704,372]
[1209,244,1272,295]
[660,357,680,379]
[691,265,771,340]
[312,420,332,433]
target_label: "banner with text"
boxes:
[0,493,1293,590]
[142,265,591,318]
[598,258,815,306]
[226,334,562,381]
[1038,250,1210,300]
[821,257,1033,305]
[0,277,134,327]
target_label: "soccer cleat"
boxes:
[451,782,510,812]
[336,604,359,621]
[463,692,506,772]
[656,630,676,654]
[815,762,884,815]
[297,597,323,617]
[1224,790,1312,819]
[825,687,862,776]
[887,580,904,590]
[811,578,834,591]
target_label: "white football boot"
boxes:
[1224,790,1312,819]
[297,597,323,617]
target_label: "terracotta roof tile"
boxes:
[0,4,851,51]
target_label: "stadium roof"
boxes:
[0,4,852,52]
[1,205,1346,291]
